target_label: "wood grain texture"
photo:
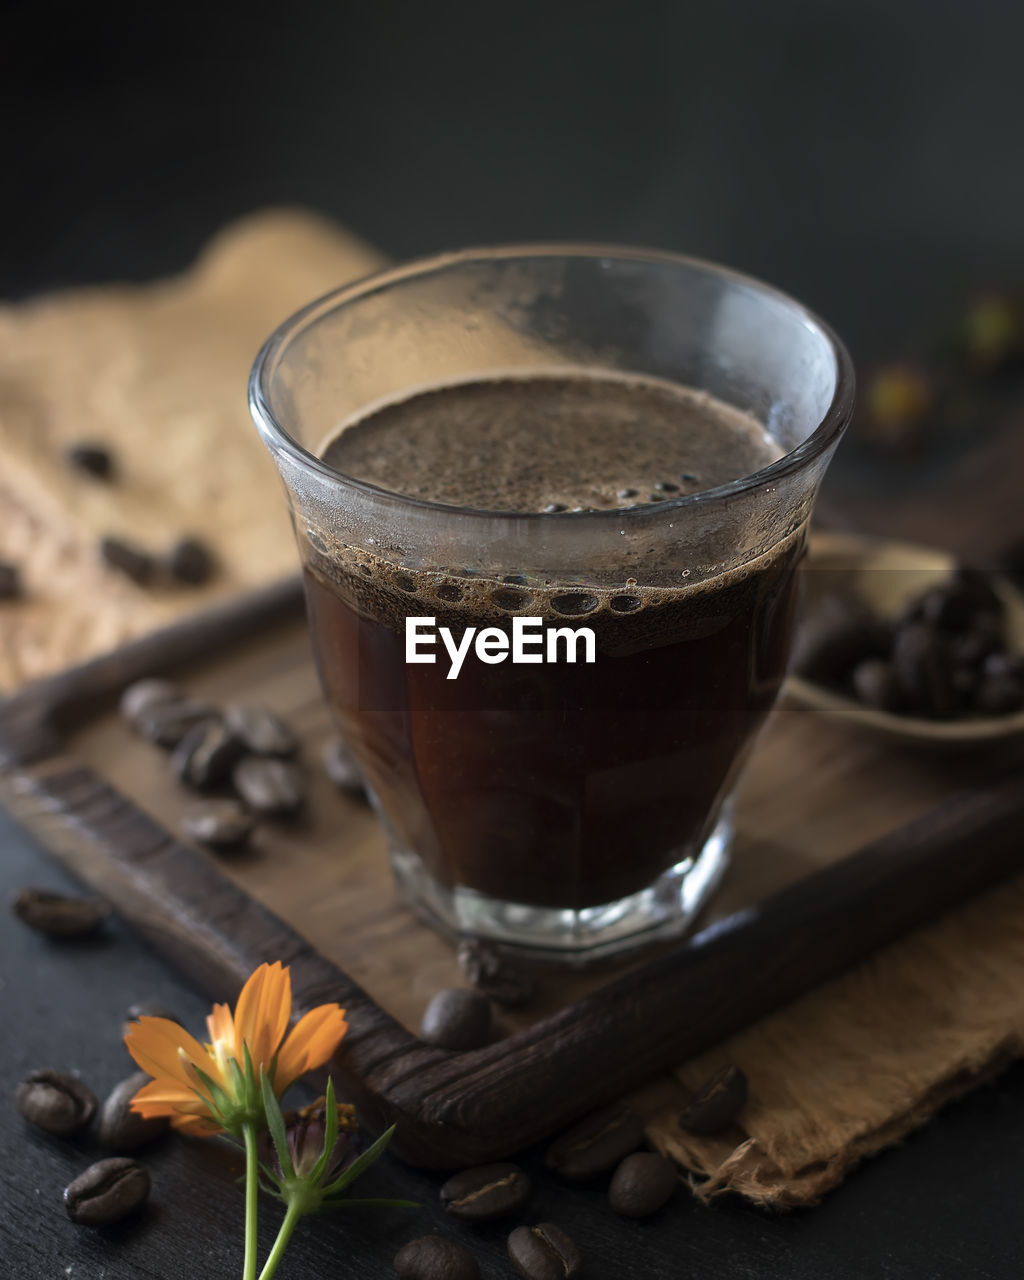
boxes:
[2,578,1023,1168]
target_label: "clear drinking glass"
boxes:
[249,246,854,962]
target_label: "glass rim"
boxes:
[248,242,856,523]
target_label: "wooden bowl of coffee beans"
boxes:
[785,531,1024,746]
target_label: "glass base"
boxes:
[388,805,733,966]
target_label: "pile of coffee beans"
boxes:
[117,677,366,851]
[793,567,1023,720]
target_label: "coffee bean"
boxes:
[99,1072,169,1152]
[225,704,299,757]
[0,560,23,600]
[952,615,1005,667]
[233,756,306,816]
[420,988,491,1050]
[792,592,888,683]
[322,737,366,795]
[507,1223,581,1280]
[171,719,243,789]
[122,1002,182,1038]
[974,674,1024,715]
[134,698,218,748]
[15,1069,98,1136]
[892,623,955,719]
[100,536,156,586]
[851,658,901,711]
[181,800,254,850]
[456,940,535,1008]
[66,442,115,480]
[440,1162,530,1221]
[608,1152,677,1217]
[394,1235,480,1280]
[617,488,637,499]
[64,1157,150,1226]
[168,535,215,586]
[543,503,567,513]
[920,585,977,632]
[544,1104,644,1180]
[680,1063,748,1134]
[12,888,110,938]
[119,679,181,725]
[982,650,1024,681]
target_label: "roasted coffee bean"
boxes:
[322,737,366,795]
[225,704,298,757]
[507,1223,581,1280]
[394,1235,480,1280]
[608,1152,678,1217]
[952,615,1005,667]
[119,678,180,725]
[12,888,110,938]
[134,698,217,748]
[64,1157,150,1226]
[974,675,1024,716]
[792,592,888,683]
[851,658,901,712]
[982,650,1024,681]
[920,585,977,632]
[440,1162,530,1221]
[168,535,215,586]
[456,939,535,1008]
[419,988,492,1050]
[171,719,243,789]
[0,560,22,600]
[66,442,115,480]
[15,1069,98,1136]
[181,800,254,850]
[892,623,955,719]
[123,1002,182,1037]
[680,1063,748,1134]
[100,536,156,586]
[233,756,306,816]
[544,1104,645,1180]
[99,1072,169,1152]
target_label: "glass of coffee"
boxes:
[249,247,853,961]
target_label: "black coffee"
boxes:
[305,373,801,910]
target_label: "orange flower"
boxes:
[124,962,348,1137]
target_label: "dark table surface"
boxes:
[4,2,1024,1275]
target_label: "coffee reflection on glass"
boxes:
[249,247,854,962]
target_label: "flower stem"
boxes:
[257,1199,303,1280]
[242,1123,260,1280]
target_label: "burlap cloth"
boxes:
[3,211,1022,1208]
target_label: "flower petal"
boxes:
[274,1004,348,1093]
[124,1016,214,1088]
[232,962,292,1070]
[206,1002,235,1050]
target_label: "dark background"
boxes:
[4,2,1024,1276]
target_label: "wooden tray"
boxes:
[2,575,1022,1168]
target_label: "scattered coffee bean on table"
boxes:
[419,988,492,1050]
[15,1069,98,1137]
[456,939,535,1007]
[608,1152,677,1217]
[544,1104,645,1180]
[119,679,180,725]
[233,756,307,816]
[171,719,243,789]
[321,737,366,795]
[134,698,216,749]
[100,536,156,586]
[167,535,216,586]
[99,1072,170,1152]
[507,1223,581,1280]
[0,560,23,600]
[181,800,255,850]
[12,887,110,938]
[122,1002,182,1037]
[680,1063,748,1134]
[393,1235,480,1280]
[66,442,115,480]
[225,704,299,757]
[64,1157,150,1227]
[440,1162,531,1221]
